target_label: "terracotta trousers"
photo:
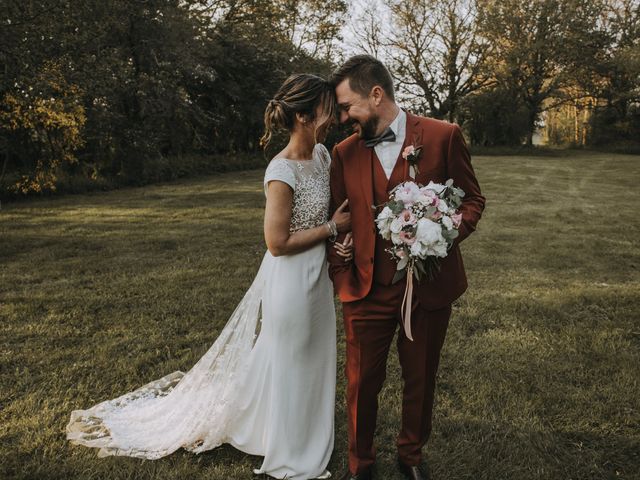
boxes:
[342,280,451,474]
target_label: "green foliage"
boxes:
[586,0,640,147]
[388,199,405,214]
[357,0,638,147]
[474,0,605,145]
[462,87,531,146]
[0,61,86,193]
[589,104,640,147]
[1,0,638,190]
[0,0,343,196]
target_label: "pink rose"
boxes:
[400,209,417,225]
[402,145,415,159]
[399,231,416,245]
[452,212,463,228]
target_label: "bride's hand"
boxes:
[332,199,351,233]
[334,232,354,262]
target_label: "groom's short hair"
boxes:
[331,55,395,101]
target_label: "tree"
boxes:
[0,0,345,195]
[477,0,606,144]
[587,0,640,145]
[0,61,85,193]
[389,0,493,122]
[348,0,492,122]
[279,0,348,60]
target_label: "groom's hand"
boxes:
[333,232,354,262]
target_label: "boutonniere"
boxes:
[402,144,422,179]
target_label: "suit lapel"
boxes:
[402,112,422,180]
[358,140,375,218]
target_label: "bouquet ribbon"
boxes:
[400,263,414,341]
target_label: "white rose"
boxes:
[376,206,394,222]
[390,217,404,234]
[410,240,428,259]
[425,181,446,194]
[441,215,453,230]
[375,206,394,239]
[414,219,448,258]
[429,241,448,258]
[378,222,391,239]
[415,218,443,245]
[437,199,449,212]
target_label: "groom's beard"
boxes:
[352,115,380,140]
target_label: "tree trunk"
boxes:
[574,103,580,144]
[526,107,538,146]
[0,149,9,189]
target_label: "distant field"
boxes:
[1,152,638,479]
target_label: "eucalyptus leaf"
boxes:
[426,257,442,281]
[392,268,407,284]
[389,200,404,214]
[446,178,454,187]
[397,255,409,270]
[443,229,459,242]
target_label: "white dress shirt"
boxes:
[374,108,407,179]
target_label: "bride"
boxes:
[67,73,353,480]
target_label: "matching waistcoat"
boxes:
[372,151,407,286]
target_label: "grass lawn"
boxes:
[1,151,639,480]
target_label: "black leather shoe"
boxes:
[397,459,429,480]
[339,466,373,480]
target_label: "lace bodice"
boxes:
[263,144,331,233]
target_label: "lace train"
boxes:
[66,254,268,459]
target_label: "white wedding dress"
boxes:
[67,144,337,480]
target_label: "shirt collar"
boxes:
[388,107,406,139]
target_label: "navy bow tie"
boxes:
[364,127,396,148]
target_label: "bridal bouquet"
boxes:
[375,179,465,340]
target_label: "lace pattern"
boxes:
[66,256,268,459]
[264,144,331,233]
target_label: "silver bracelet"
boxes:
[327,220,338,242]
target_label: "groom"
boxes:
[327,55,485,480]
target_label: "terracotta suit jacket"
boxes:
[327,113,485,310]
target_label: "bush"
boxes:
[0,61,86,194]
[588,104,640,148]
[461,87,532,147]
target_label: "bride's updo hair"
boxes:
[260,73,336,149]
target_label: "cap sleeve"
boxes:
[264,158,296,196]
[315,143,331,166]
